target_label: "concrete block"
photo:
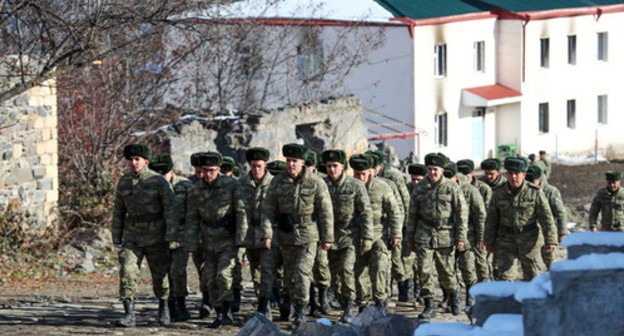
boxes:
[33,167,46,179]
[352,306,386,331]
[473,295,522,327]
[522,298,559,336]
[7,167,33,185]
[363,314,421,336]
[37,177,54,190]
[292,320,356,336]
[236,313,285,336]
[567,245,624,259]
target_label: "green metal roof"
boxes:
[483,0,624,12]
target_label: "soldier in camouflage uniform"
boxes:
[350,154,401,313]
[149,155,194,322]
[536,150,552,180]
[526,165,568,269]
[239,147,275,320]
[261,144,334,330]
[267,160,286,176]
[407,153,468,319]
[589,170,624,232]
[406,163,426,302]
[185,152,248,328]
[322,150,373,322]
[112,144,177,327]
[265,159,286,306]
[480,158,507,190]
[485,156,558,281]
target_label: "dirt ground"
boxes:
[0,161,620,335]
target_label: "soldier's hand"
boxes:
[169,241,181,250]
[360,239,373,256]
[590,227,598,232]
[477,241,485,250]
[321,242,332,251]
[545,243,556,253]
[390,237,401,248]
[456,241,465,250]
[263,238,272,249]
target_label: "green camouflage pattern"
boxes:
[380,167,411,218]
[479,174,507,190]
[458,174,486,248]
[168,174,193,298]
[471,177,493,208]
[118,242,171,301]
[313,247,331,287]
[368,177,402,242]
[328,245,357,301]
[589,186,624,232]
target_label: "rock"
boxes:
[352,306,386,331]
[237,313,285,336]
[363,314,421,336]
[292,320,357,336]
[74,251,96,274]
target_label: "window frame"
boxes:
[474,41,485,72]
[598,95,608,124]
[539,102,549,133]
[567,35,577,65]
[434,43,447,77]
[436,112,448,147]
[566,99,576,129]
[597,32,608,62]
[540,38,550,68]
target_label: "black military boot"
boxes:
[340,300,354,323]
[221,301,234,325]
[450,290,461,316]
[209,306,224,328]
[168,299,179,322]
[465,285,475,308]
[438,288,450,312]
[279,295,292,321]
[157,299,171,326]
[328,286,341,309]
[270,287,280,309]
[292,304,307,331]
[200,290,213,319]
[257,297,272,321]
[231,288,242,313]
[398,280,409,302]
[418,298,436,319]
[175,297,191,322]
[116,300,136,327]
[414,283,424,305]
[319,286,330,314]
[406,279,414,300]
[308,287,320,317]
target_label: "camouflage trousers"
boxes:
[417,245,457,299]
[389,242,405,284]
[118,242,171,301]
[247,247,275,299]
[191,246,205,291]
[281,243,318,306]
[328,245,356,302]
[168,248,190,298]
[494,230,544,281]
[232,247,246,291]
[400,238,417,283]
[456,248,477,288]
[313,246,331,287]
[272,247,284,296]
[355,239,389,307]
[203,245,236,307]
[474,246,490,282]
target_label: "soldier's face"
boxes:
[427,165,443,183]
[194,166,204,180]
[484,169,500,183]
[128,156,148,173]
[353,169,371,183]
[202,165,221,184]
[325,161,344,181]
[507,170,526,189]
[307,165,317,173]
[411,175,424,185]
[249,160,267,181]
[286,157,305,178]
[607,180,621,192]
[373,164,382,176]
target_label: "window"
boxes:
[539,103,549,133]
[297,29,324,80]
[434,44,447,77]
[237,45,263,80]
[567,99,576,129]
[567,35,576,65]
[598,32,608,61]
[598,95,608,124]
[474,41,485,72]
[436,113,448,146]
[540,38,549,68]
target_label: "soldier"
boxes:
[407,163,427,193]
[526,165,568,269]
[350,154,401,313]
[112,144,177,327]
[480,158,507,190]
[222,156,244,313]
[407,153,468,319]
[405,163,427,303]
[536,150,552,180]
[221,156,237,178]
[185,152,248,328]
[189,152,204,184]
[322,150,374,322]
[149,155,194,322]
[261,143,334,330]
[589,170,624,232]
[484,156,558,281]
[265,159,286,306]
[239,147,275,320]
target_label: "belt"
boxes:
[504,222,538,234]
[128,213,163,223]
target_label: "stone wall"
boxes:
[0,79,58,229]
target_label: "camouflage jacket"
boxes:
[471,177,493,209]
[112,167,176,247]
[185,175,248,252]
[240,172,273,249]
[324,173,374,249]
[170,174,194,245]
[539,183,569,236]
[380,167,411,218]
[261,169,334,246]
[485,181,558,247]
[458,174,486,246]
[378,176,405,237]
[480,174,507,190]
[589,186,624,232]
[188,174,201,185]
[534,160,550,183]
[366,177,402,242]
[407,175,468,248]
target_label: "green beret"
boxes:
[365,150,385,167]
[539,150,546,155]
[424,153,446,168]
[245,147,270,162]
[221,156,236,173]
[282,143,307,160]
[606,170,622,181]
[190,152,203,167]
[504,155,529,172]
[305,151,317,167]
[322,149,347,165]
[526,164,542,182]
[349,154,373,171]
[198,151,222,167]
[149,154,174,175]
[480,158,501,170]
[267,160,286,176]
[408,163,427,176]
[443,162,457,178]
[123,144,152,161]
[456,159,475,174]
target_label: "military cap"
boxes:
[539,150,547,155]
[526,164,542,182]
[305,151,317,167]
[123,144,152,160]
[408,163,427,176]
[504,155,529,172]
[606,170,622,181]
[267,160,286,176]
[245,147,270,162]
[198,151,223,167]
[221,156,236,173]
[443,162,458,178]
[282,143,307,160]
[233,165,241,178]
[148,154,174,175]
[366,150,385,166]
[349,154,373,171]
[481,158,501,170]
[322,149,347,165]
[424,153,446,168]
[190,152,203,167]
[528,153,536,162]
[457,159,475,174]
[317,161,327,174]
